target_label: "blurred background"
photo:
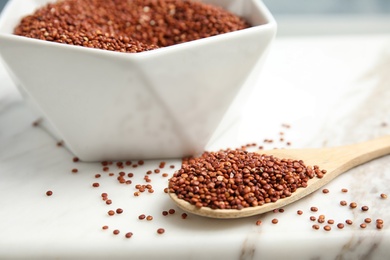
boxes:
[0,0,389,35]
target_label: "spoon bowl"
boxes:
[169,135,390,218]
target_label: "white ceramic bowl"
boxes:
[0,0,276,161]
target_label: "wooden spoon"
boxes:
[169,135,390,219]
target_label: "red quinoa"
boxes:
[15,0,249,53]
[169,148,326,210]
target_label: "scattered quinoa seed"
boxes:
[113,229,120,235]
[380,193,387,199]
[361,206,369,211]
[360,223,367,229]
[318,218,325,224]
[45,190,53,196]
[297,210,303,215]
[340,200,347,206]
[337,223,344,229]
[256,220,262,226]
[102,225,109,230]
[310,207,318,212]
[364,218,372,223]
[312,224,320,230]
[349,202,357,208]
[341,188,348,193]
[322,189,329,194]
[324,225,331,231]
[271,218,278,224]
[181,213,188,219]
[157,228,165,234]
[125,232,133,238]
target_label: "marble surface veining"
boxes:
[1,35,390,260]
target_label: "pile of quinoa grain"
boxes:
[14,0,250,53]
[169,148,326,210]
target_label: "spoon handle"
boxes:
[326,135,390,174]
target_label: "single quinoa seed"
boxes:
[71,168,78,173]
[92,182,100,187]
[125,232,133,238]
[113,229,120,235]
[46,190,53,196]
[360,223,367,229]
[102,225,109,230]
[346,219,353,225]
[162,211,168,216]
[73,157,79,162]
[312,224,320,230]
[310,207,318,212]
[116,208,123,214]
[168,209,176,214]
[324,225,331,231]
[157,228,165,234]
[255,220,262,226]
[364,218,372,223]
[340,200,347,206]
[181,213,188,219]
[361,206,369,211]
[322,189,329,194]
[146,215,153,221]
[271,218,278,224]
[138,214,146,220]
[380,193,387,199]
[337,223,344,229]
[297,210,303,215]
[108,210,115,216]
[341,188,348,193]
[327,219,334,225]
[349,202,357,208]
